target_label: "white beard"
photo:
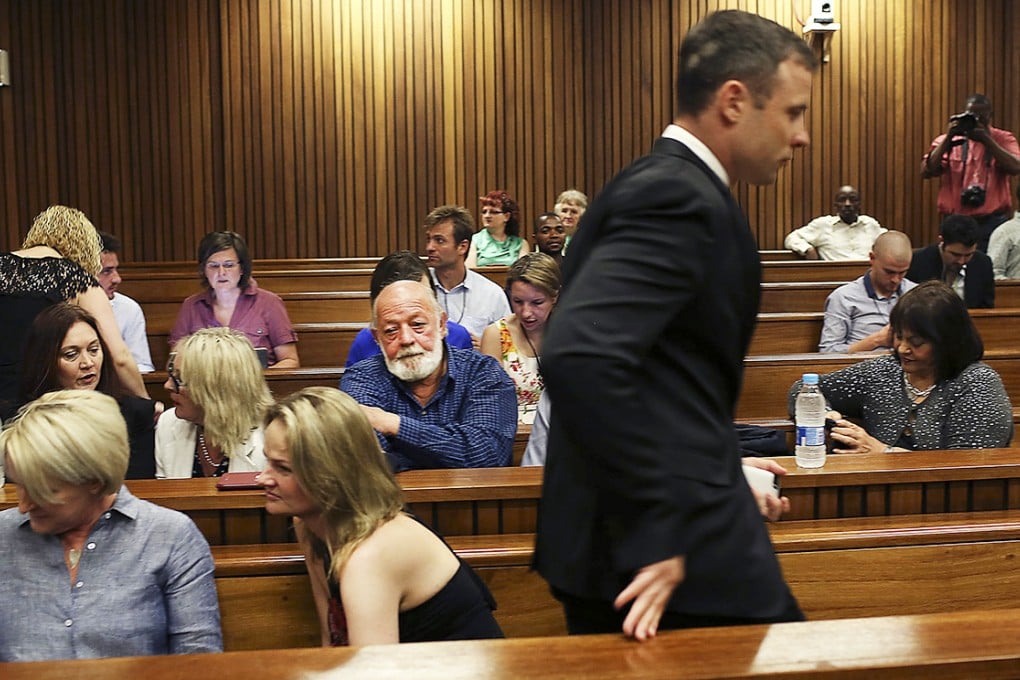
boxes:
[383,340,445,383]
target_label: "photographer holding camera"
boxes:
[922,94,1020,252]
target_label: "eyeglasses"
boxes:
[166,352,186,392]
[205,260,238,272]
[480,208,504,215]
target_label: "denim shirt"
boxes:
[0,486,222,661]
[340,345,518,472]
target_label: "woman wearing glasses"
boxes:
[465,190,530,267]
[155,328,272,478]
[169,231,300,368]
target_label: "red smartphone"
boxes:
[215,471,263,490]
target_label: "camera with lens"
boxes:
[960,184,987,208]
[950,111,979,135]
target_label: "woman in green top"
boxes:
[466,190,530,267]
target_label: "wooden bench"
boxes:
[761,279,1020,313]
[737,348,1020,420]
[117,266,511,302]
[749,307,1020,355]
[9,450,1020,544]
[144,320,360,370]
[214,533,561,650]
[140,348,1020,423]
[9,606,1020,678]
[214,509,1020,649]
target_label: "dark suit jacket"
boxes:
[906,244,995,308]
[534,137,794,619]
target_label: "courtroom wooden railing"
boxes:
[7,608,1020,678]
[8,451,1020,544]
[749,307,1020,355]
[209,508,1020,650]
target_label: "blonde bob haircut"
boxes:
[22,205,103,277]
[1,390,128,505]
[264,387,402,579]
[175,327,273,452]
[505,251,561,299]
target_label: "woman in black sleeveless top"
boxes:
[258,387,503,646]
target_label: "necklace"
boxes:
[439,287,468,324]
[521,326,543,375]
[197,431,224,469]
[66,547,82,569]
[903,374,936,400]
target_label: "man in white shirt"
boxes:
[785,185,885,260]
[423,205,510,343]
[98,232,155,372]
[987,185,1020,279]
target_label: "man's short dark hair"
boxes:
[966,93,992,110]
[940,214,979,248]
[676,10,817,117]
[424,205,475,249]
[890,280,983,382]
[197,231,253,289]
[370,251,429,302]
[534,212,560,229]
[98,231,121,254]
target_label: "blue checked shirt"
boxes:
[0,486,222,661]
[341,345,518,471]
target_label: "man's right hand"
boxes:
[614,556,685,641]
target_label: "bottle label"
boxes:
[796,425,825,447]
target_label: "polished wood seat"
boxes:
[761,278,1020,312]
[8,607,1020,679]
[737,348,1020,420]
[212,509,1020,650]
[8,451,1020,544]
[749,307,1020,355]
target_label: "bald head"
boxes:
[869,231,913,298]
[834,185,861,224]
[872,231,912,261]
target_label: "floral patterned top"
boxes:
[497,318,543,424]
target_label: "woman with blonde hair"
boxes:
[0,389,221,660]
[481,252,561,423]
[155,327,273,478]
[0,205,145,420]
[259,387,503,646]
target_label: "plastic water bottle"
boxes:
[795,373,827,469]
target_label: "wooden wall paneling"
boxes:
[1,1,1016,258]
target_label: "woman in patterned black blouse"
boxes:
[0,206,145,421]
[789,280,1012,452]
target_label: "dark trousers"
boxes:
[552,587,805,636]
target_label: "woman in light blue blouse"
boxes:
[0,390,222,661]
[465,190,530,267]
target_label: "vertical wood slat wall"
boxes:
[0,0,1017,259]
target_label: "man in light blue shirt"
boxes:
[819,231,916,353]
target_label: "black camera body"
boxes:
[950,111,979,134]
[961,184,987,208]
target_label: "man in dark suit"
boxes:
[906,215,995,308]
[534,10,816,641]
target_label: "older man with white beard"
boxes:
[340,280,517,472]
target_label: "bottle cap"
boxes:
[803,373,819,385]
